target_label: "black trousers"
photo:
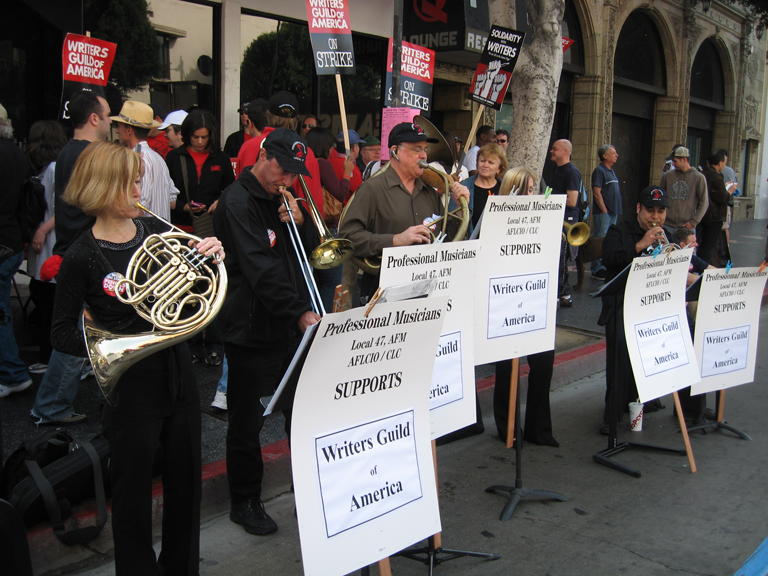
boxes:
[29,279,56,363]
[224,341,295,503]
[103,348,201,576]
[603,306,639,423]
[696,221,723,265]
[493,350,556,444]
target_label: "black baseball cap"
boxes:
[638,185,669,208]
[268,91,299,118]
[388,122,439,147]
[263,128,310,176]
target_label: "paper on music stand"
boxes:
[291,298,447,575]
[691,267,768,395]
[474,195,564,364]
[623,249,700,402]
[380,241,481,439]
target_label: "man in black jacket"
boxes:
[214,129,321,536]
[598,185,671,433]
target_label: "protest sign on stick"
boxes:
[306,0,355,151]
[59,33,117,123]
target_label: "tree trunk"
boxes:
[491,0,564,182]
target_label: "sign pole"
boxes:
[464,105,485,157]
[672,391,697,473]
[335,74,351,153]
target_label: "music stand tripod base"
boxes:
[485,484,569,521]
[394,535,500,575]
[687,420,752,441]
[593,441,686,479]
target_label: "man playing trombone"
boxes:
[214,129,321,536]
[339,122,470,301]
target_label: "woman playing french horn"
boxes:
[50,140,224,575]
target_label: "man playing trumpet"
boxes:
[339,122,470,301]
[214,129,321,536]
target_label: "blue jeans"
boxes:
[31,348,88,423]
[590,212,618,274]
[1,252,30,385]
[217,356,228,394]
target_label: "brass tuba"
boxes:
[83,203,228,406]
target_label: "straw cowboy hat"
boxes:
[110,101,162,129]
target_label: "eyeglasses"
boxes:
[302,123,316,130]
[497,138,508,144]
[401,145,429,155]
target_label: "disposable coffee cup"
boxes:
[629,402,644,432]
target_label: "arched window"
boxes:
[614,11,666,90]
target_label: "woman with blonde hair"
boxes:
[52,140,224,575]
[462,142,508,231]
[499,166,536,196]
[493,166,558,447]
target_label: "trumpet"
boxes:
[562,221,590,246]
[83,203,227,405]
[650,223,681,254]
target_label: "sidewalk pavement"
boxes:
[67,306,768,576]
[4,218,767,575]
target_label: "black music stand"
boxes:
[485,360,568,520]
[590,264,685,478]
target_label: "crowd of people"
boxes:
[0,88,763,576]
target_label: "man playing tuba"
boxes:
[339,122,470,302]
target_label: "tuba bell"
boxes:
[83,203,228,406]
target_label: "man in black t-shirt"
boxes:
[549,139,582,306]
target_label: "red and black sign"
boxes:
[384,39,435,116]
[305,0,356,75]
[59,33,117,122]
[469,25,525,111]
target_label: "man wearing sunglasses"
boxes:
[339,122,470,301]
[495,128,509,152]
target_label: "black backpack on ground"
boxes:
[1,430,109,545]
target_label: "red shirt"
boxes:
[187,148,209,179]
[236,127,325,219]
[146,134,171,159]
[329,155,363,195]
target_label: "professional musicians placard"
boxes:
[291,298,447,576]
[469,25,525,110]
[691,267,768,395]
[380,241,481,439]
[623,249,700,401]
[474,195,564,365]
[305,0,356,75]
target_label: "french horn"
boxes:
[83,203,228,406]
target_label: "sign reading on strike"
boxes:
[469,25,525,111]
[306,0,356,75]
[385,39,435,116]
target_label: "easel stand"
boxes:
[485,359,568,520]
[393,441,500,574]
[687,390,751,440]
[591,275,686,478]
